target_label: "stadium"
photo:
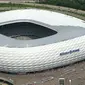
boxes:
[0,9,85,74]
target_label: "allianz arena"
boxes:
[0,9,85,73]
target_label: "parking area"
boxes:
[0,60,85,85]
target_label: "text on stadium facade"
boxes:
[60,49,80,56]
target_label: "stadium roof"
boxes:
[0,9,85,48]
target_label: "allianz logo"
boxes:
[60,49,80,56]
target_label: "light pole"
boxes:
[69,79,72,85]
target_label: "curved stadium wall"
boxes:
[0,9,85,73]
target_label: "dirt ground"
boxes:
[0,61,85,85]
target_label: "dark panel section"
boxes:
[0,22,57,40]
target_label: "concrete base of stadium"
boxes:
[0,61,85,85]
